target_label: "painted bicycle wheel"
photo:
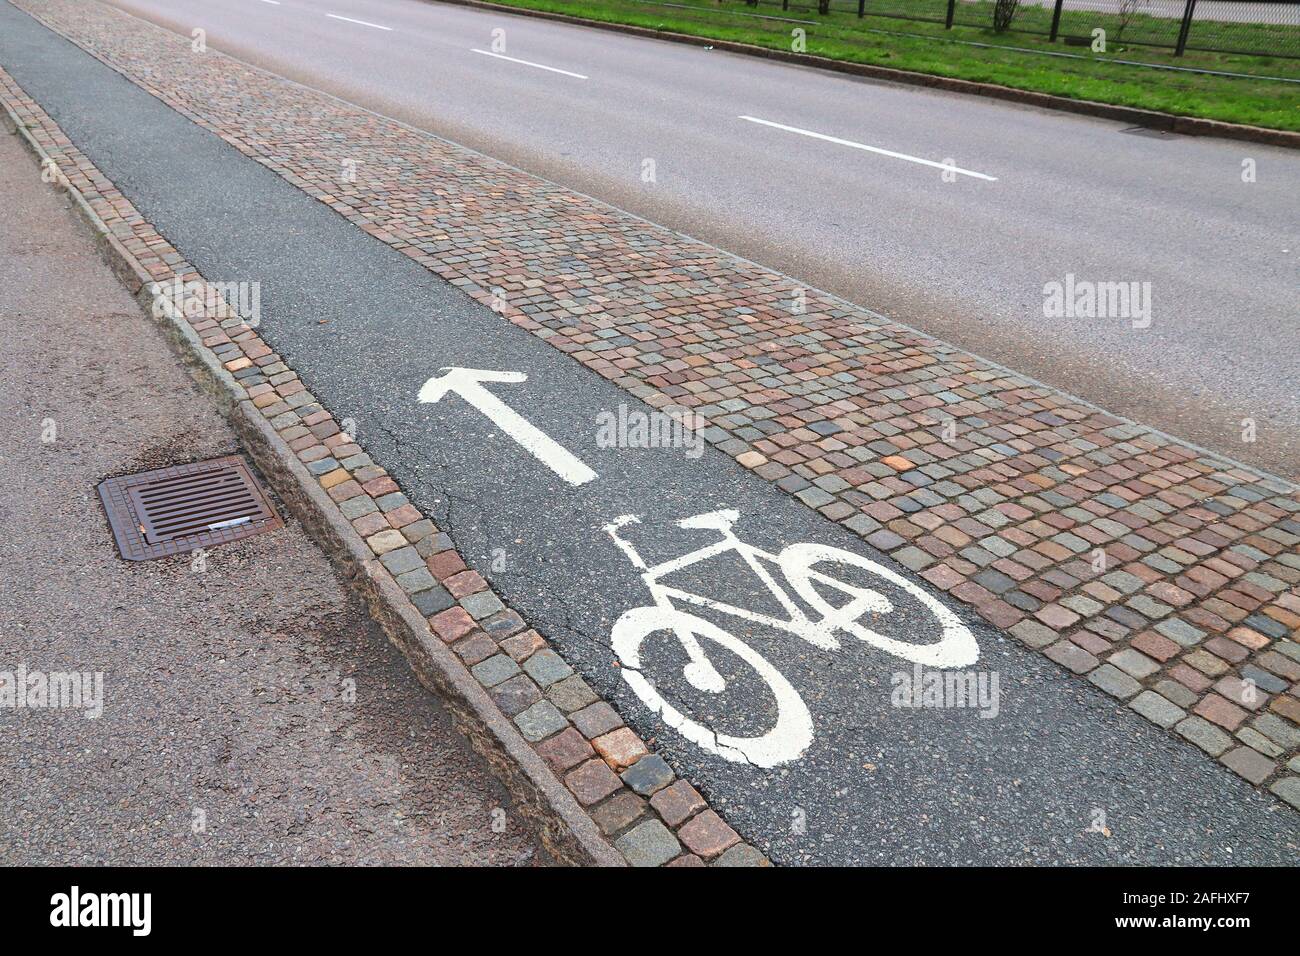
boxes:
[611,606,814,768]
[779,543,980,669]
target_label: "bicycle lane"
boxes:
[4,5,1296,865]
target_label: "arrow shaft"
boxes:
[462,384,596,487]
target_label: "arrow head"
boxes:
[418,367,528,403]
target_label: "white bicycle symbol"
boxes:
[605,509,979,768]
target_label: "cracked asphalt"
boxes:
[0,128,540,866]
[1,3,1297,865]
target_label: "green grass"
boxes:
[462,0,1300,131]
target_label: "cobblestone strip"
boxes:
[11,0,1300,811]
[0,66,767,868]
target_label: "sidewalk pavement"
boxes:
[0,128,540,866]
[10,0,1296,810]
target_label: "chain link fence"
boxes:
[759,0,1300,57]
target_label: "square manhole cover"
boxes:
[97,456,283,561]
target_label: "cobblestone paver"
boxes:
[0,58,766,867]
[8,0,1299,809]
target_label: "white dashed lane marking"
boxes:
[325,13,393,31]
[470,48,589,80]
[739,115,998,181]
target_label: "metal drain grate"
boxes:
[98,456,282,561]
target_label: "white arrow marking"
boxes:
[418,368,597,487]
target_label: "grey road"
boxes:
[0,131,540,865]
[94,0,1300,479]
[5,2,1296,865]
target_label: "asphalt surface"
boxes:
[5,4,1297,865]
[87,0,1300,479]
[0,129,541,866]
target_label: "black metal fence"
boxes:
[761,0,1300,58]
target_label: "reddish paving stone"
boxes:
[351,512,389,538]
[1194,694,1249,732]
[1131,631,1181,663]
[1227,627,1271,650]
[1204,636,1250,665]
[534,727,595,773]
[326,479,363,502]
[677,810,741,860]
[649,780,708,828]
[361,475,399,497]
[1169,663,1213,694]
[452,633,498,666]
[921,564,963,591]
[1036,604,1080,631]
[592,727,649,771]
[565,759,624,807]
[1146,582,1196,607]
[950,582,994,607]
[500,629,547,661]
[444,569,488,598]
[385,503,422,528]
[978,600,1024,629]
[1068,630,1111,656]
[428,606,476,643]
[426,550,467,581]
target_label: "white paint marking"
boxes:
[418,368,597,486]
[738,115,997,181]
[325,13,393,31]
[603,509,979,765]
[470,48,588,80]
[257,0,280,5]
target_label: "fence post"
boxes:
[859,0,866,17]
[1174,0,1197,55]
[782,0,789,9]
[945,0,955,29]
[1048,0,1064,42]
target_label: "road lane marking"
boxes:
[257,1,280,5]
[470,49,589,80]
[738,115,997,181]
[325,13,393,31]
[418,368,597,486]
